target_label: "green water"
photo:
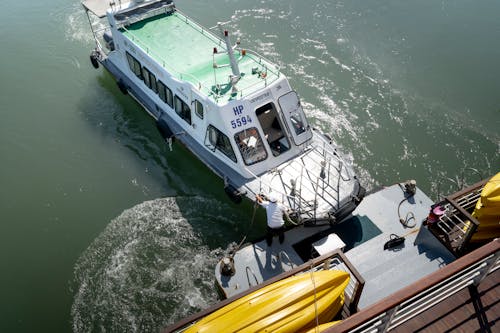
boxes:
[0,0,498,331]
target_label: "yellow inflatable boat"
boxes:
[471,172,500,242]
[184,270,349,333]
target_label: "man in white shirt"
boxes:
[256,193,289,246]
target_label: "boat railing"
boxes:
[118,8,281,102]
[243,142,350,221]
[175,10,282,73]
[83,5,113,55]
[327,239,499,333]
[428,177,489,256]
[243,165,314,219]
[120,25,217,94]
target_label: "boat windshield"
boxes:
[256,103,291,157]
[278,91,312,145]
[234,127,268,165]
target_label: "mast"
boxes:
[218,23,241,85]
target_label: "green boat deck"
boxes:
[121,11,280,103]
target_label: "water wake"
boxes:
[71,197,225,332]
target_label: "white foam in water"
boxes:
[71,197,225,332]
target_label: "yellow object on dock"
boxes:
[471,172,500,242]
[478,172,500,205]
[184,270,349,333]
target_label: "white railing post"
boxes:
[473,251,500,286]
[378,306,400,333]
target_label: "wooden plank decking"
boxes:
[393,269,499,333]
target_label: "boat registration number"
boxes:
[231,115,253,129]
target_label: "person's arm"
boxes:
[256,194,269,207]
[280,204,293,224]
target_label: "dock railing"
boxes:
[429,177,490,256]
[326,239,499,333]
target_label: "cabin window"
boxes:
[126,52,142,79]
[194,100,204,119]
[174,95,191,125]
[158,81,174,108]
[205,125,237,163]
[158,81,166,103]
[255,103,290,157]
[234,127,267,165]
[142,67,158,93]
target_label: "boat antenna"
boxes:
[217,23,241,85]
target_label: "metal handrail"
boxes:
[117,9,281,101]
[121,25,217,94]
[327,239,500,333]
[430,178,489,255]
[173,9,281,76]
[240,143,353,222]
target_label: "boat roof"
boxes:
[120,9,281,103]
[216,183,456,308]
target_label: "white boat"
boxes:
[82,0,365,223]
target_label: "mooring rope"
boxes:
[309,264,320,331]
[231,200,259,257]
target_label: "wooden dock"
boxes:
[393,269,499,333]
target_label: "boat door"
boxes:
[278,91,312,146]
[190,92,206,136]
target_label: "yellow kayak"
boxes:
[478,172,500,205]
[300,321,341,333]
[184,270,350,333]
[470,229,500,242]
[472,198,500,218]
[475,216,500,228]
